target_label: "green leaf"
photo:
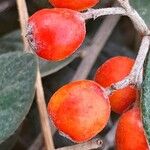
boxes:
[141,52,150,144]
[39,54,77,77]
[0,30,76,77]
[130,0,150,27]
[0,52,37,143]
[0,31,23,54]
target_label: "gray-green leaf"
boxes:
[130,0,150,27]
[0,52,37,143]
[141,52,150,144]
[38,55,77,77]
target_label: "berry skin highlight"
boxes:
[95,56,138,114]
[116,107,149,150]
[48,80,110,142]
[27,8,86,61]
[49,0,100,11]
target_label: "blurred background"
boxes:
[0,0,141,149]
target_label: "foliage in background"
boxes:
[0,52,37,143]
[131,0,150,27]
[142,51,150,144]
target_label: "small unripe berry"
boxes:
[116,107,149,150]
[47,80,110,142]
[49,0,100,11]
[94,56,138,114]
[27,8,86,61]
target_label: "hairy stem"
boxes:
[82,0,150,95]
[82,7,126,20]
[106,36,150,95]
[82,1,150,35]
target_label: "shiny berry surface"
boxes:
[48,80,110,142]
[95,56,138,114]
[116,107,149,150]
[27,8,86,61]
[49,0,99,11]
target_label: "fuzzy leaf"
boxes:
[38,55,76,77]
[141,52,150,144]
[0,30,76,77]
[130,0,150,27]
[0,52,37,143]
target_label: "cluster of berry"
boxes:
[27,1,149,149]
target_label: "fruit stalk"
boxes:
[82,0,150,35]
[106,36,150,95]
[82,7,126,20]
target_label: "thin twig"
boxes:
[76,0,150,91]
[16,0,30,52]
[82,7,126,20]
[56,138,103,150]
[106,36,150,95]
[16,0,55,150]
[137,70,143,88]
[72,14,121,81]
[36,70,55,150]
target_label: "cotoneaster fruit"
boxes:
[47,80,110,142]
[115,107,149,150]
[49,0,99,11]
[94,56,138,114]
[27,8,86,61]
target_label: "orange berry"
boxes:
[116,107,149,150]
[49,0,100,11]
[27,8,86,61]
[94,56,138,114]
[48,80,110,142]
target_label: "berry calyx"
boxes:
[47,80,110,142]
[115,107,149,150]
[49,0,100,11]
[27,8,86,61]
[94,56,138,114]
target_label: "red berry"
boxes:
[94,56,138,114]
[49,0,99,11]
[47,80,110,142]
[27,8,86,61]
[116,107,149,150]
